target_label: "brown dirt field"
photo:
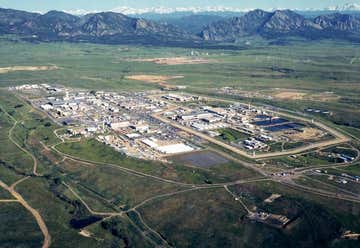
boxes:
[264,194,281,203]
[79,230,92,238]
[126,74,184,89]
[271,90,339,102]
[290,128,324,141]
[309,92,340,102]
[0,65,58,74]
[273,91,307,100]
[126,75,183,83]
[131,57,215,65]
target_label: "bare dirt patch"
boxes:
[308,92,340,102]
[126,75,183,83]
[271,90,339,102]
[126,74,183,89]
[130,57,215,65]
[290,128,324,141]
[273,91,307,100]
[0,65,59,74]
[79,229,92,238]
[264,194,281,203]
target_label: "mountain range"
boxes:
[1,7,360,46]
[0,8,198,46]
[201,9,360,42]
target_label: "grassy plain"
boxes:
[59,161,189,210]
[0,187,12,199]
[137,181,360,247]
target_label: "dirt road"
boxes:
[62,182,122,217]
[0,199,19,202]
[0,104,49,246]
[8,121,40,176]
[0,180,51,248]
[0,104,40,176]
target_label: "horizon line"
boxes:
[1,4,360,16]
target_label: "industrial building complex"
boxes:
[10,84,348,162]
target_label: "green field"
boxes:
[87,216,154,247]
[0,187,12,199]
[59,161,190,209]
[137,181,360,247]
[0,202,43,247]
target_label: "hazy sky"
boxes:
[0,0,359,12]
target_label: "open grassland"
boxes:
[137,188,249,248]
[58,159,190,210]
[15,177,105,247]
[0,163,25,186]
[0,99,36,175]
[232,181,360,247]
[0,39,358,95]
[137,181,360,248]
[0,202,43,247]
[86,216,154,248]
[0,186,13,199]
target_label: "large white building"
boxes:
[141,138,194,154]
